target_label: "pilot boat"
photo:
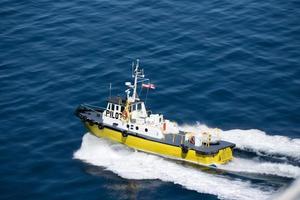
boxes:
[75,60,235,166]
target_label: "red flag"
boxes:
[142,83,156,89]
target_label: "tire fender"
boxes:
[122,131,128,137]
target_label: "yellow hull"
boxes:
[86,123,233,165]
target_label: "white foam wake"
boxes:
[74,133,272,200]
[219,157,300,178]
[180,123,300,160]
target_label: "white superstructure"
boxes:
[102,59,180,140]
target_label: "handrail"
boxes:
[80,104,106,114]
[163,131,186,144]
[81,103,106,110]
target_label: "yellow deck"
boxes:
[86,123,233,165]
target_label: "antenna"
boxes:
[109,83,112,98]
[136,59,140,69]
[132,61,134,78]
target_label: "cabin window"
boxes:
[131,104,136,111]
[121,106,125,112]
[107,103,111,110]
[137,103,142,110]
[136,126,139,130]
[112,104,115,111]
[145,128,148,132]
[115,105,119,111]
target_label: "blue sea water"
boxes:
[1,0,300,199]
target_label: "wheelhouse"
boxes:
[105,96,126,119]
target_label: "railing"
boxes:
[80,103,106,114]
[163,131,219,148]
[163,132,186,146]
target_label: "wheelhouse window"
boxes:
[107,103,111,110]
[130,103,142,111]
[137,103,142,110]
[131,104,136,111]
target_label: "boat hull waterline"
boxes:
[83,122,234,166]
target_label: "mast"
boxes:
[125,59,146,102]
[132,59,139,102]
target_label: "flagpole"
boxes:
[145,86,149,105]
